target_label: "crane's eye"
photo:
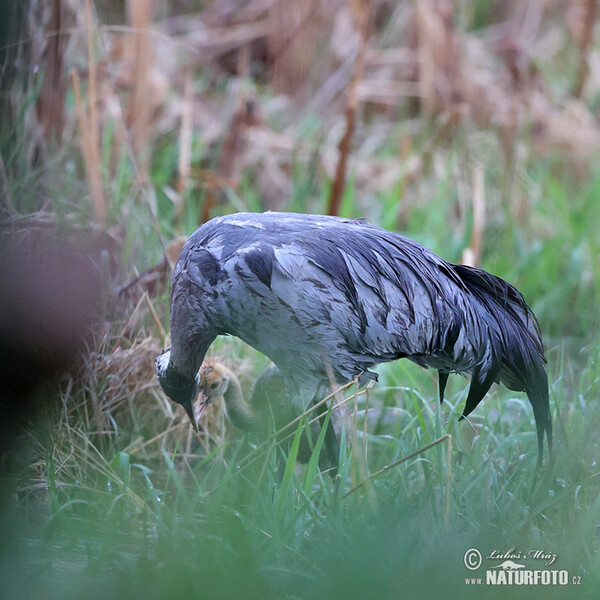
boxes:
[210,381,219,390]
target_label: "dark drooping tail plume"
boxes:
[452,264,552,463]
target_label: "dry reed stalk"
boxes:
[109,292,147,354]
[269,0,320,90]
[85,2,105,225]
[268,0,307,95]
[117,259,168,301]
[416,0,434,116]
[471,161,485,265]
[176,68,193,210]
[572,0,598,98]
[128,0,153,180]
[201,96,261,223]
[71,69,106,227]
[84,4,168,258]
[127,424,181,454]
[416,0,460,117]
[201,96,241,223]
[395,134,413,226]
[461,161,485,267]
[144,292,166,340]
[59,377,74,429]
[86,0,99,171]
[327,0,371,216]
[237,42,251,79]
[89,385,108,437]
[37,0,66,137]
[164,16,273,57]
[117,235,185,304]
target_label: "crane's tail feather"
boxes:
[453,264,552,463]
[526,362,553,464]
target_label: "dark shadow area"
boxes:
[0,231,101,466]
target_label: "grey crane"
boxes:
[156,211,552,463]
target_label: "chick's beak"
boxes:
[195,392,210,422]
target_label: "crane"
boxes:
[156,212,552,463]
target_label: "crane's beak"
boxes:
[182,400,199,432]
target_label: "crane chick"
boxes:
[195,362,314,439]
[195,360,342,467]
[195,361,254,432]
[157,212,552,463]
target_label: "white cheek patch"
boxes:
[156,350,171,374]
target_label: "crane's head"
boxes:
[156,349,200,431]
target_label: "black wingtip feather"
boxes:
[453,263,552,464]
[438,371,449,405]
[460,363,497,421]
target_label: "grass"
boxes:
[3,341,600,600]
[2,2,600,598]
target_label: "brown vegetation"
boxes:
[22,0,600,228]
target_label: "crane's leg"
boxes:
[314,398,339,475]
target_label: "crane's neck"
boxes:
[169,281,217,379]
[169,331,215,381]
[219,367,255,431]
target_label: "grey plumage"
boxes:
[156,211,552,461]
